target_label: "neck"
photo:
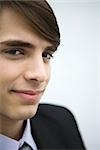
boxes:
[0,116,26,140]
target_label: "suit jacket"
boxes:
[30,104,86,149]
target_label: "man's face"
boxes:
[0,8,54,121]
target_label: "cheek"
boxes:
[0,61,24,98]
[0,60,23,83]
[46,65,51,82]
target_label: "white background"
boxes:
[41,0,100,150]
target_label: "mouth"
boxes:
[10,89,44,103]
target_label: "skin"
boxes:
[0,7,55,140]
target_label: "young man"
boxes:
[0,0,85,149]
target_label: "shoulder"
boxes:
[38,103,70,113]
[30,103,85,149]
[37,103,73,115]
[33,103,77,125]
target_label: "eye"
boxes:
[42,51,53,63]
[1,48,25,60]
[5,48,24,55]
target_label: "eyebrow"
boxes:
[0,40,34,48]
[0,40,57,52]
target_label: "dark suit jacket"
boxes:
[30,104,86,149]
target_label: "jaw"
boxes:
[0,102,39,140]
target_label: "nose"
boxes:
[24,57,49,82]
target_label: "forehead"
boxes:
[0,7,53,48]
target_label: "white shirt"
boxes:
[0,119,37,150]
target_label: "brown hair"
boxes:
[0,0,60,49]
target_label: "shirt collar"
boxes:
[0,134,19,150]
[0,119,37,150]
[19,119,37,149]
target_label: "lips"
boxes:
[11,89,44,103]
[12,90,43,95]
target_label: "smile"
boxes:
[10,89,44,103]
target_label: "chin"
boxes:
[21,104,39,120]
[11,104,39,121]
